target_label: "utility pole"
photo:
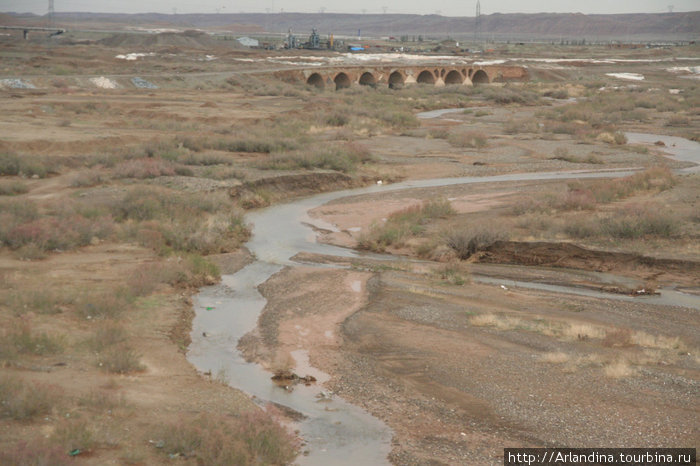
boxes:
[475,0,481,43]
[48,0,54,28]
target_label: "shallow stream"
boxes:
[188,126,699,464]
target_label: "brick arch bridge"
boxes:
[275,65,528,90]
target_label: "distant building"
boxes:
[236,36,259,47]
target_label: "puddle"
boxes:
[417,107,467,119]
[188,131,699,464]
[131,77,158,89]
[626,132,700,173]
[605,72,645,81]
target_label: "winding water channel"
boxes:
[187,123,699,464]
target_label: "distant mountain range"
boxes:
[4,11,699,40]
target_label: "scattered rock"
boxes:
[271,370,317,390]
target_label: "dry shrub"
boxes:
[158,411,297,465]
[98,345,145,374]
[8,287,73,315]
[598,204,679,239]
[357,198,455,252]
[0,440,67,466]
[52,418,94,452]
[470,313,517,329]
[504,119,540,134]
[632,332,683,350]
[0,152,53,178]
[562,323,606,341]
[258,142,372,173]
[666,115,690,127]
[444,226,507,260]
[0,318,64,360]
[540,352,570,364]
[602,328,634,348]
[0,376,62,420]
[436,262,470,285]
[115,187,249,255]
[113,158,190,179]
[0,198,115,253]
[77,288,133,319]
[89,323,127,352]
[0,180,29,195]
[70,169,105,187]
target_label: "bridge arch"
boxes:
[417,70,436,85]
[359,72,377,86]
[388,71,405,89]
[334,72,351,90]
[471,69,490,85]
[444,70,464,85]
[307,73,325,89]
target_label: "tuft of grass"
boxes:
[157,410,297,465]
[0,153,54,178]
[447,130,488,149]
[98,345,145,374]
[666,115,690,127]
[257,143,372,173]
[551,148,603,164]
[504,119,539,134]
[0,319,65,359]
[603,360,636,378]
[0,180,29,195]
[565,204,679,240]
[435,263,470,285]
[52,418,95,453]
[88,323,127,352]
[76,288,134,320]
[357,198,455,252]
[8,288,73,315]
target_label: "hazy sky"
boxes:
[2,0,697,17]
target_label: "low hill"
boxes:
[3,11,699,41]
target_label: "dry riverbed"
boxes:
[1,30,698,464]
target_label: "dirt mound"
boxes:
[477,241,700,285]
[98,30,243,50]
[231,172,357,201]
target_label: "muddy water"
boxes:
[188,129,699,464]
[626,132,700,173]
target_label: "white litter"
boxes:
[115,52,155,60]
[666,66,700,74]
[0,78,35,89]
[605,73,645,81]
[90,76,118,89]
